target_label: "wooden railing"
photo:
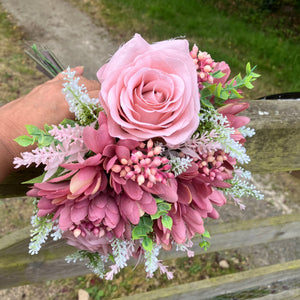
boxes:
[0,99,300,297]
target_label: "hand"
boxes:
[0,66,100,182]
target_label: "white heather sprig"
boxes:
[200,108,251,164]
[29,199,54,255]
[224,167,264,209]
[144,244,161,278]
[169,155,193,176]
[65,251,106,278]
[234,166,252,180]
[228,177,264,200]
[62,67,101,125]
[111,239,132,269]
[51,224,63,241]
[105,239,134,280]
[239,126,256,138]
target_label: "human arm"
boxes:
[0,66,100,183]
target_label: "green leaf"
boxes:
[199,241,206,248]
[23,173,46,184]
[235,74,243,85]
[200,96,214,108]
[132,216,153,240]
[244,79,254,89]
[162,215,173,230]
[44,124,53,132]
[212,70,225,79]
[14,135,34,147]
[26,124,41,136]
[155,198,164,204]
[131,226,148,240]
[159,202,172,211]
[151,200,172,219]
[43,135,54,145]
[199,241,210,251]
[246,62,251,75]
[216,83,222,97]
[142,236,153,252]
[151,210,166,220]
[202,230,211,239]
[108,254,115,263]
[214,97,225,107]
[251,72,260,78]
[37,134,54,146]
[60,119,77,127]
[140,216,153,231]
[231,88,243,99]
[220,90,229,100]
[200,87,212,98]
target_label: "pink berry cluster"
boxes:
[197,150,234,183]
[111,139,174,188]
[190,45,216,89]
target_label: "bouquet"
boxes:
[14,34,263,279]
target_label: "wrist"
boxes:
[0,99,27,158]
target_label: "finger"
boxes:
[73,66,85,76]
[51,66,85,82]
[79,78,101,91]
[87,90,101,99]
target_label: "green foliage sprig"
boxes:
[14,124,54,148]
[132,198,173,252]
[199,230,211,251]
[200,63,260,108]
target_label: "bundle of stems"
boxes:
[25,44,65,78]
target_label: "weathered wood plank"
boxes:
[0,99,299,198]
[114,259,300,300]
[1,213,300,289]
[244,100,300,173]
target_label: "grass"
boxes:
[0,6,44,105]
[68,0,300,98]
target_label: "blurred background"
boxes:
[0,0,299,299]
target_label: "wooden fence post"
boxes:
[0,99,299,291]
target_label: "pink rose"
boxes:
[97,34,200,147]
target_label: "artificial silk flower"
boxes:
[15,34,263,279]
[97,34,200,147]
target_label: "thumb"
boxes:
[51,66,85,81]
[72,66,85,76]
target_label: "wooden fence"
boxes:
[0,99,300,298]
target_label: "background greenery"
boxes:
[68,0,300,99]
[0,9,44,105]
